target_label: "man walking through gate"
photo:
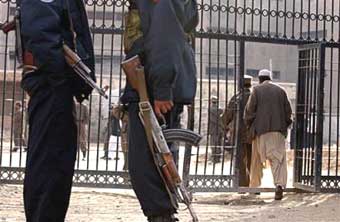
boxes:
[120,0,198,221]
[221,75,253,187]
[244,69,292,200]
[20,0,95,220]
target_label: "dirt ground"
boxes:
[0,184,339,222]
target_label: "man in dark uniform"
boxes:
[121,0,198,221]
[208,96,223,163]
[20,0,95,220]
[221,75,253,187]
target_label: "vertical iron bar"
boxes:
[250,0,254,36]
[221,40,229,175]
[310,48,318,182]
[294,49,305,184]
[315,0,319,41]
[0,3,10,167]
[315,44,326,191]
[323,0,326,41]
[194,0,204,175]
[328,47,333,176]
[331,0,335,42]
[305,49,314,182]
[283,0,287,38]
[107,1,116,171]
[203,0,213,176]
[299,0,303,39]
[212,0,222,175]
[337,46,340,176]
[229,40,237,176]
[242,0,246,35]
[234,40,245,189]
[226,0,230,34]
[275,0,279,38]
[267,0,271,37]
[96,2,106,171]
[234,0,238,34]
[307,0,311,40]
[89,2,97,171]
[292,0,296,39]
[303,49,309,181]
[259,0,263,36]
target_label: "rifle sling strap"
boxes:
[65,0,77,51]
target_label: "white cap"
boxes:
[258,69,272,79]
[244,74,253,80]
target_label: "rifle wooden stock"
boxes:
[121,55,149,102]
[63,44,82,67]
[162,153,182,189]
[0,20,15,34]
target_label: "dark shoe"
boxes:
[147,214,178,222]
[275,185,283,200]
[100,156,112,160]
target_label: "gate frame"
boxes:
[293,43,325,192]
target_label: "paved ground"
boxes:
[0,184,340,222]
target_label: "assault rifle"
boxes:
[122,55,201,222]
[63,44,108,99]
[1,13,108,99]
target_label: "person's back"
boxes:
[244,69,292,201]
[251,81,292,136]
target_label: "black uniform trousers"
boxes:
[239,143,252,187]
[23,78,77,222]
[127,102,182,217]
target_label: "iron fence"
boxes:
[0,0,340,192]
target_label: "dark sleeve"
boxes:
[244,88,257,128]
[20,0,67,74]
[143,0,187,101]
[221,95,237,129]
[284,91,293,127]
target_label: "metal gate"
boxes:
[294,43,325,192]
[1,0,340,193]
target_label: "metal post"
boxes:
[314,44,326,191]
[234,40,245,190]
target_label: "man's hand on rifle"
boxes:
[154,100,173,117]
